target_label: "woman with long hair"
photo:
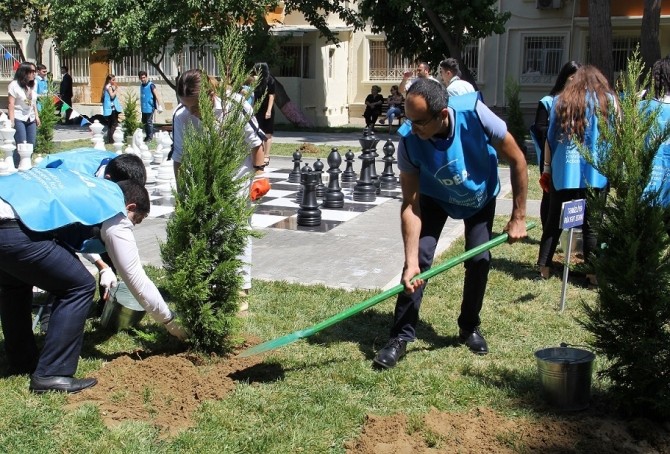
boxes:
[253,62,275,167]
[101,74,122,144]
[8,62,40,164]
[532,60,581,228]
[537,65,617,285]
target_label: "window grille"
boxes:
[462,40,481,82]
[60,49,90,83]
[586,36,640,73]
[0,41,22,79]
[183,45,219,76]
[368,40,411,81]
[111,51,176,82]
[278,45,309,78]
[520,36,564,84]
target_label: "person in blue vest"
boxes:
[536,65,617,284]
[373,78,528,369]
[0,169,186,393]
[138,71,163,142]
[35,64,49,112]
[101,74,123,144]
[530,61,581,229]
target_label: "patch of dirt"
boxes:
[67,336,272,437]
[345,407,670,454]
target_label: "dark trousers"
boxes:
[141,112,154,141]
[537,185,601,267]
[390,196,496,341]
[0,223,95,377]
[104,111,120,144]
[363,108,381,128]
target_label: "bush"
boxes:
[121,91,141,142]
[160,28,256,352]
[36,87,60,155]
[579,52,670,419]
[504,77,527,152]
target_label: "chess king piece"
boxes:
[352,127,378,202]
[341,149,356,187]
[89,120,106,151]
[288,150,302,183]
[297,164,321,226]
[379,139,398,190]
[323,147,344,209]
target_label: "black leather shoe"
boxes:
[373,338,407,369]
[459,328,489,355]
[29,375,97,394]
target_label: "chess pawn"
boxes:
[379,139,398,190]
[313,158,326,198]
[288,150,302,183]
[89,120,106,151]
[112,126,125,154]
[17,142,33,171]
[33,154,44,165]
[341,149,356,186]
[323,147,344,209]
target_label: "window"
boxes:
[368,40,411,81]
[586,36,640,73]
[61,49,91,83]
[278,45,309,78]
[111,51,176,81]
[462,40,481,82]
[520,36,565,84]
[1,42,22,79]
[183,45,219,76]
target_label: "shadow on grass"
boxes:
[229,362,285,384]
[306,307,459,360]
[461,362,542,409]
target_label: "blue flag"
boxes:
[3,51,11,60]
[80,116,91,127]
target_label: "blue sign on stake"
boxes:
[560,199,586,229]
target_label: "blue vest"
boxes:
[547,94,608,190]
[102,88,123,116]
[529,95,553,166]
[140,82,155,114]
[643,100,670,206]
[0,168,126,241]
[36,148,117,177]
[399,92,499,219]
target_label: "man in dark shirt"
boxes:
[59,66,74,125]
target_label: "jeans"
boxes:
[13,120,37,167]
[0,222,96,377]
[142,112,155,141]
[386,106,402,123]
[390,196,496,341]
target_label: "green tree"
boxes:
[357,0,509,86]
[579,53,670,419]
[121,91,140,142]
[36,86,59,155]
[160,29,257,352]
[0,0,28,61]
[504,76,526,152]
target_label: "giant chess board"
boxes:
[146,166,403,233]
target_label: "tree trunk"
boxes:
[588,0,614,85]
[2,24,26,61]
[640,0,661,73]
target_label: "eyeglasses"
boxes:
[410,115,439,128]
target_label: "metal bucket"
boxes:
[534,346,595,411]
[100,282,146,331]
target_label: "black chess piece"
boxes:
[313,158,326,199]
[341,149,357,187]
[297,165,321,226]
[295,162,311,203]
[288,150,302,183]
[323,147,344,209]
[353,127,378,202]
[379,139,398,190]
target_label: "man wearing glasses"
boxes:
[0,165,186,394]
[373,78,528,369]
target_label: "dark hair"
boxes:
[439,58,461,77]
[138,70,148,78]
[117,180,150,214]
[550,61,582,96]
[176,69,203,98]
[14,62,36,88]
[407,78,448,116]
[61,66,68,72]
[36,64,46,71]
[106,154,147,185]
[652,57,670,98]
[100,74,116,102]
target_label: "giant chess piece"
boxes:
[379,139,398,190]
[341,149,356,187]
[295,162,311,203]
[297,164,321,226]
[288,150,302,183]
[352,127,378,202]
[0,120,18,175]
[17,142,33,171]
[368,130,380,184]
[112,126,125,154]
[323,147,344,209]
[89,120,106,151]
[313,158,326,199]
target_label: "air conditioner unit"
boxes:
[536,0,561,9]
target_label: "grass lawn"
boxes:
[0,216,631,452]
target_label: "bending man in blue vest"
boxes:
[0,169,186,394]
[373,79,528,369]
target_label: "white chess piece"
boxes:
[0,121,17,174]
[152,131,165,164]
[89,120,106,151]
[112,126,125,155]
[17,142,33,171]
[132,128,145,156]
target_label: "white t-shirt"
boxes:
[447,76,476,97]
[8,80,37,122]
[405,75,439,92]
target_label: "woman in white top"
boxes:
[8,62,40,166]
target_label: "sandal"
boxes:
[263,157,270,166]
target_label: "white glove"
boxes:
[99,267,117,300]
[165,315,188,340]
[156,105,164,113]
